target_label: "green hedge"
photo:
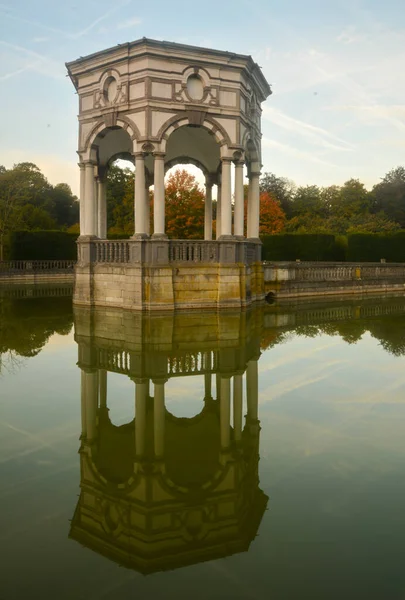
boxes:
[347,232,405,262]
[262,234,346,262]
[9,231,79,260]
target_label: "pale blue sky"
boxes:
[1,0,405,195]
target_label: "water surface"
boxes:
[1,290,405,599]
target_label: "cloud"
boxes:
[0,41,64,80]
[32,36,49,43]
[262,138,338,168]
[0,0,132,41]
[117,17,142,30]
[337,25,365,45]
[262,105,354,152]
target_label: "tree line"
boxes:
[1,160,405,257]
[0,162,78,259]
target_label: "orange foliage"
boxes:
[165,169,205,239]
[259,191,286,235]
[244,189,286,236]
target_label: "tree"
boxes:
[165,169,205,239]
[260,172,296,217]
[0,163,53,258]
[259,192,286,235]
[291,185,327,218]
[335,178,370,218]
[107,164,135,233]
[16,204,57,230]
[47,183,79,228]
[371,166,405,227]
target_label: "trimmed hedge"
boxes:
[9,231,79,260]
[7,230,405,263]
[261,234,346,262]
[347,232,405,262]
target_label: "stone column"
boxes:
[153,379,166,457]
[246,358,259,421]
[220,159,232,237]
[145,181,151,236]
[153,152,166,237]
[247,170,261,240]
[79,163,85,236]
[234,161,245,238]
[133,153,147,238]
[204,351,212,399]
[216,373,221,401]
[84,369,98,442]
[99,369,107,409]
[84,162,97,236]
[135,379,148,456]
[233,374,243,441]
[97,178,107,239]
[80,369,87,438]
[220,376,231,449]
[216,183,222,239]
[204,176,213,241]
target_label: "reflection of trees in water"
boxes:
[261,313,405,357]
[0,296,73,373]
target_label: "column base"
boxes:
[131,233,149,240]
[151,233,168,240]
[218,234,236,241]
[77,234,98,241]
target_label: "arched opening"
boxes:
[105,158,135,237]
[81,125,136,238]
[163,125,221,240]
[163,163,206,240]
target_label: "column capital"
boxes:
[250,170,261,179]
[84,160,97,167]
[152,377,168,385]
[78,162,85,170]
[221,157,233,165]
[134,151,146,159]
[131,377,149,384]
[205,173,216,187]
[153,151,166,159]
[233,159,245,167]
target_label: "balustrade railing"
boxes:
[0,260,76,273]
[169,241,219,263]
[94,241,130,263]
[264,262,405,283]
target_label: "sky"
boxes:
[1,0,405,196]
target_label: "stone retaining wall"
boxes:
[264,262,405,299]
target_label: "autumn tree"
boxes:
[260,172,296,217]
[259,192,286,235]
[165,169,205,239]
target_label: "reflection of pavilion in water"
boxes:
[70,308,268,574]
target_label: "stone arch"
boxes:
[164,156,209,177]
[157,113,232,149]
[82,117,140,161]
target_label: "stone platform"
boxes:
[74,237,264,311]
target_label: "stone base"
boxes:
[73,262,265,311]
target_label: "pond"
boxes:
[1,288,405,600]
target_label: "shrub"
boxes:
[261,234,345,261]
[9,230,79,260]
[347,232,405,262]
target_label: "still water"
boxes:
[1,287,405,600]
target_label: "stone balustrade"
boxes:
[0,260,76,272]
[94,241,130,264]
[0,260,76,284]
[264,261,405,299]
[169,241,218,263]
[83,239,261,266]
